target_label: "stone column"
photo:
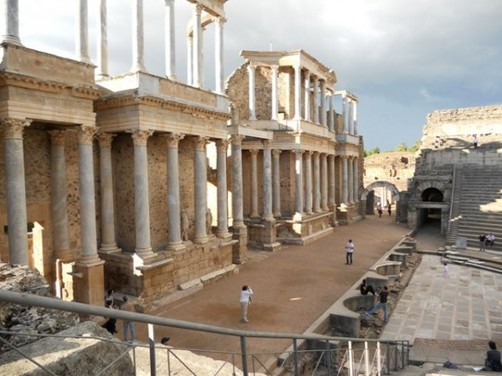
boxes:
[96,0,108,79]
[348,157,354,203]
[3,118,30,265]
[328,93,335,132]
[321,153,328,211]
[215,16,225,93]
[231,135,245,228]
[132,130,156,260]
[342,157,348,203]
[247,64,257,120]
[131,0,146,72]
[294,150,304,215]
[328,154,336,210]
[249,149,260,218]
[353,100,358,135]
[1,0,21,45]
[313,77,319,124]
[304,71,310,121]
[165,0,176,80]
[166,133,184,250]
[194,136,209,243]
[320,80,326,126]
[192,4,202,88]
[343,94,349,134]
[313,152,321,213]
[186,35,193,85]
[262,141,273,221]
[304,151,313,214]
[272,149,281,218]
[271,65,279,121]
[293,65,302,120]
[49,131,72,265]
[216,139,231,240]
[97,133,120,254]
[76,0,90,63]
[353,158,359,202]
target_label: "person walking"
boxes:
[239,285,253,323]
[121,296,136,342]
[387,203,392,216]
[365,286,389,323]
[443,262,449,277]
[479,234,486,252]
[345,239,354,265]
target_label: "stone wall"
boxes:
[363,151,416,194]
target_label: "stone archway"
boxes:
[360,180,402,221]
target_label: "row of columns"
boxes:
[340,156,360,204]
[247,64,336,129]
[341,93,358,135]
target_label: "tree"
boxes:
[395,143,408,152]
[364,147,381,157]
[409,140,421,152]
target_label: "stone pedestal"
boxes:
[263,219,281,252]
[72,259,105,307]
[232,225,248,264]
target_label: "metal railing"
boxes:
[0,290,409,375]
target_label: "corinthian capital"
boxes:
[79,126,97,145]
[2,118,31,139]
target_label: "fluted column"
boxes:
[192,4,202,88]
[131,0,146,72]
[294,150,304,215]
[97,133,120,254]
[342,157,349,204]
[313,152,321,213]
[272,149,281,218]
[271,65,279,120]
[348,157,354,203]
[231,135,245,227]
[96,0,108,78]
[132,130,155,260]
[216,139,231,239]
[1,0,21,45]
[328,154,336,209]
[247,64,257,120]
[304,71,311,121]
[215,16,225,93]
[78,127,100,263]
[165,0,176,80]
[187,35,193,85]
[49,131,71,260]
[3,118,30,265]
[249,149,260,218]
[313,77,319,124]
[353,158,359,202]
[304,151,313,214]
[194,136,208,243]
[76,0,90,63]
[166,133,184,249]
[294,65,302,120]
[321,153,328,211]
[262,141,273,221]
[328,94,335,132]
[320,80,326,126]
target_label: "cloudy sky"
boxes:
[16,0,502,151]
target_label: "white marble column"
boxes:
[294,65,302,120]
[165,0,176,80]
[131,0,146,72]
[353,100,358,135]
[328,93,335,132]
[313,152,321,213]
[231,135,245,227]
[353,158,359,202]
[294,150,304,215]
[348,99,354,134]
[49,131,71,259]
[216,139,231,239]
[97,133,120,254]
[272,149,281,218]
[186,35,193,85]
[192,4,202,88]
[304,71,311,121]
[321,153,328,211]
[2,0,21,45]
[3,119,30,265]
[76,0,90,63]
[215,17,225,93]
[132,130,155,260]
[96,0,108,79]
[342,157,349,204]
[304,151,313,214]
[271,65,279,121]
[249,149,260,218]
[343,94,349,134]
[348,157,354,203]
[262,141,273,221]
[328,154,336,210]
[194,136,208,243]
[78,127,100,263]
[247,64,257,120]
[320,80,327,126]
[313,77,319,124]
[166,133,184,249]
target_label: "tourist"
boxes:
[443,262,449,277]
[121,295,136,342]
[102,300,118,335]
[366,286,389,323]
[345,239,354,265]
[486,233,496,248]
[105,288,116,308]
[484,341,502,372]
[359,279,376,295]
[472,135,478,149]
[387,203,392,216]
[239,285,254,323]
[479,234,487,252]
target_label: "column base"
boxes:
[72,259,105,307]
[98,245,122,255]
[135,248,157,263]
[232,225,248,264]
[194,236,209,244]
[216,230,232,242]
[166,242,186,252]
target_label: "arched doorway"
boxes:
[360,181,402,222]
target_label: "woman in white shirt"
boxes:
[240,285,253,323]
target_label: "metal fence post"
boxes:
[292,338,299,376]
[240,335,248,376]
[148,324,156,376]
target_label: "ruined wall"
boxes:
[363,151,416,194]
